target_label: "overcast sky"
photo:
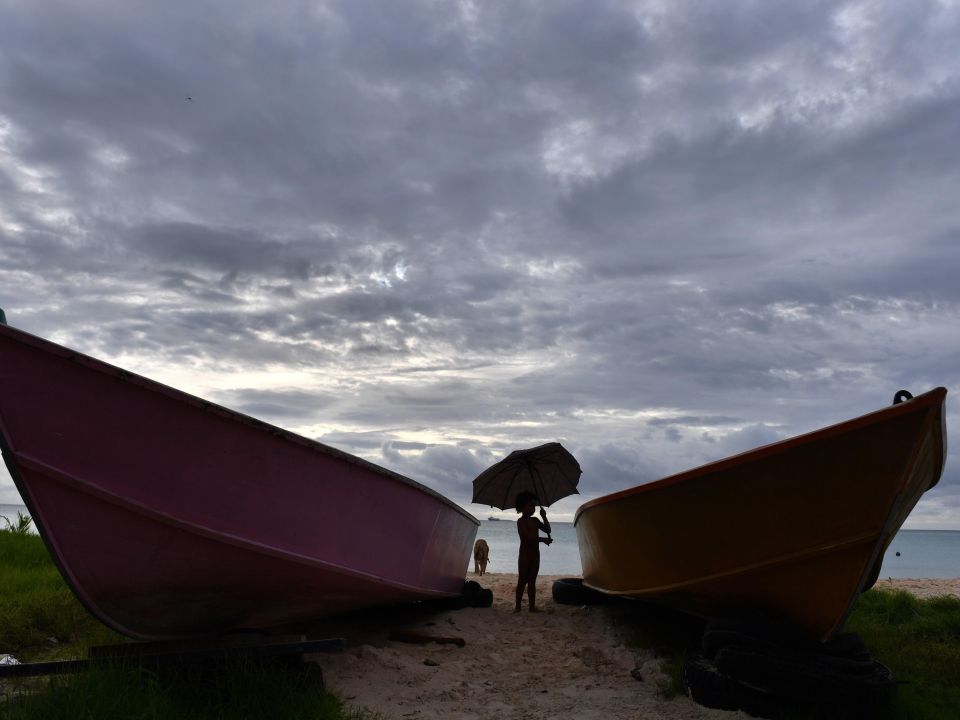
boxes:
[1,0,958,526]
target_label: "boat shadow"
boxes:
[281,593,487,649]
[605,600,706,657]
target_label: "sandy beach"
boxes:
[875,577,960,598]
[309,574,960,720]
[313,572,734,720]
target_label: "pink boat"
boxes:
[0,320,479,640]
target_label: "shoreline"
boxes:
[312,573,960,719]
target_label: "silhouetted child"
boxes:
[515,491,552,612]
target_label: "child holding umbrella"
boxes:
[515,491,553,612]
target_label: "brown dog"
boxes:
[473,538,490,575]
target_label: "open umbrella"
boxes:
[471,442,581,512]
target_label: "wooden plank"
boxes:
[0,659,89,679]
[0,637,345,678]
[388,630,466,647]
[88,633,316,659]
[89,637,346,663]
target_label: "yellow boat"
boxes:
[574,388,948,641]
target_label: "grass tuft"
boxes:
[653,655,684,700]
[1,512,33,536]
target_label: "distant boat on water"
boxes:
[575,388,948,641]
[0,319,479,640]
[487,516,502,521]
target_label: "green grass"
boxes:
[0,530,121,656]
[846,588,960,720]
[0,530,378,720]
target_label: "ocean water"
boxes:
[472,520,960,580]
[881,530,960,579]
[3,503,959,580]
[475,519,581,576]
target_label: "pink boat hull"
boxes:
[0,323,478,639]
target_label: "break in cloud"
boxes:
[1,0,959,524]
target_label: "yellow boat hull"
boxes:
[574,388,947,641]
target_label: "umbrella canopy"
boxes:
[471,442,581,510]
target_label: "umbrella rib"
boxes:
[528,458,540,504]
[473,456,521,505]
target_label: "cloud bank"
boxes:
[1,0,959,524]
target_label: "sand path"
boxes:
[312,574,746,720]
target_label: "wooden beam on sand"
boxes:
[388,630,466,647]
[0,635,346,679]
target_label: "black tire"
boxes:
[685,647,896,719]
[703,615,810,648]
[822,632,871,662]
[437,594,471,610]
[703,628,778,659]
[715,645,896,712]
[682,651,781,718]
[893,389,913,404]
[551,578,613,605]
[446,580,493,609]
[473,588,494,608]
[704,620,871,663]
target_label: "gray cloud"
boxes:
[1,0,959,527]
[211,388,336,422]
